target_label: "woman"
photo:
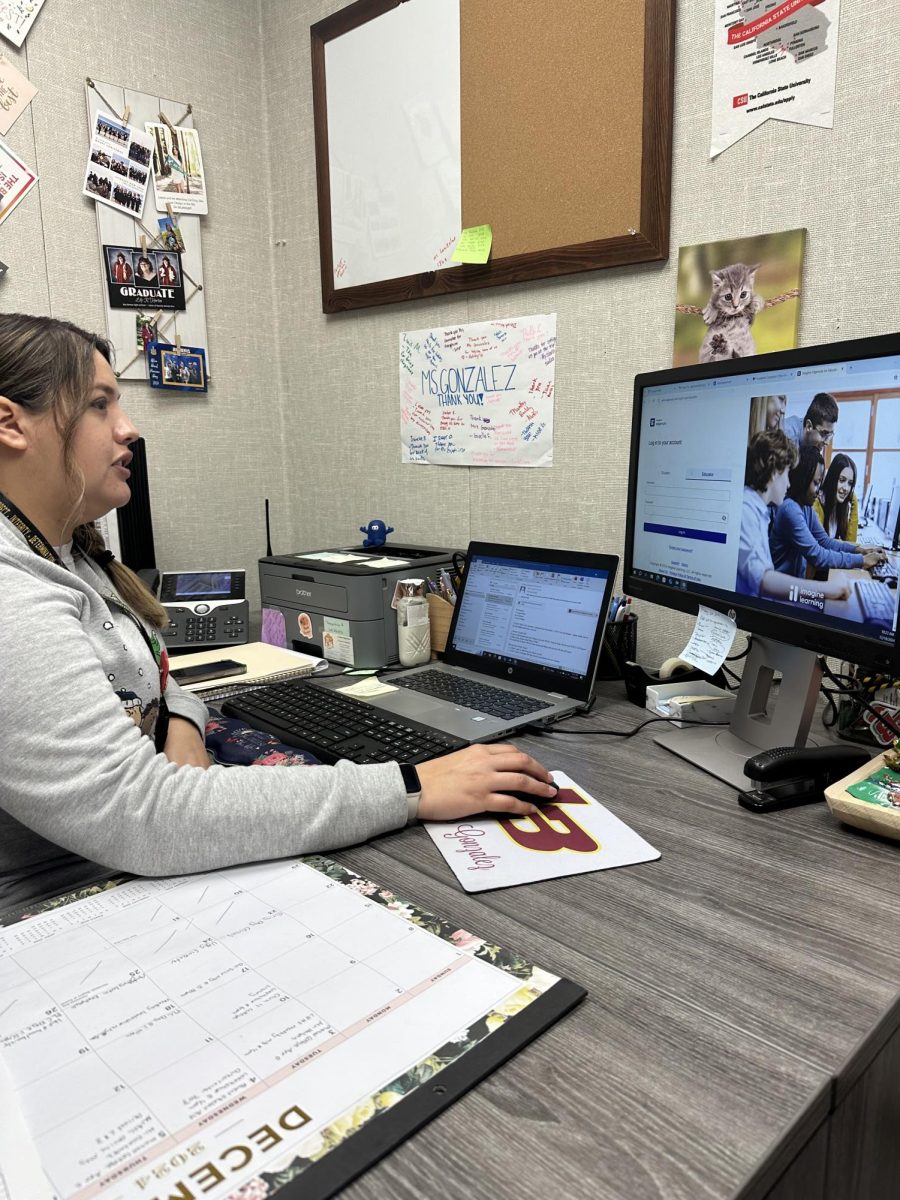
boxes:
[158,255,177,286]
[737,430,851,601]
[770,445,883,577]
[814,452,859,541]
[0,314,554,906]
[135,256,157,284]
[111,252,132,284]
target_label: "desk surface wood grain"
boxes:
[332,687,900,1200]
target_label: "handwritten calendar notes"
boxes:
[400,314,556,467]
[0,856,558,1200]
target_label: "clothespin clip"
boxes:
[175,332,182,353]
[140,234,148,255]
[122,106,131,125]
[158,111,178,136]
[166,203,175,222]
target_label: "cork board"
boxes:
[311,0,674,313]
[461,0,645,259]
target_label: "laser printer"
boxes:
[258,544,455,669]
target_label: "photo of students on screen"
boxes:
[770,447,884,578]
[737,430,851,603]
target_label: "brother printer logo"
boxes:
[295,589,312,597]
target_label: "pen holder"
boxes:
[427,594,455,656]
[596,615,638,682]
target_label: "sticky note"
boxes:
[451,224,492,264]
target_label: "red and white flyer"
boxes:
[711,0,841,158]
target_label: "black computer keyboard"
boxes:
[870,560,898,584]
[392,669,554,718]
[854,579,895,626]
[222,681,466,765]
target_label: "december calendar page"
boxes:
[0,856,581,1200]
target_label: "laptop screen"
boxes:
[449,551,613,685]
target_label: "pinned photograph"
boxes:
[135,313,159,353]
[157,214,185,252]
[673,228,806,368]
[145,121,208,215]
[147,341,208,393]
[0,136,37,228]
[83,113,154,217]
[0,0,47,48]
[0,55,37,136]
[103,244,186,311]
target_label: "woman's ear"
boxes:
[0,396,29,450]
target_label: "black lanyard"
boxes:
[0,491,170,746]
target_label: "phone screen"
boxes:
[170,660,247,684]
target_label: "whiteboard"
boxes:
[325,0,461,290]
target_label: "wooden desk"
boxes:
[335,687,900,1200]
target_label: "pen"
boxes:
[614,597,632,623]
[608,596,621,623]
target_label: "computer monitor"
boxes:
[624,333,900,789]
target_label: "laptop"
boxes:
[312,541,619,743]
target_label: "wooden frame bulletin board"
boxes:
[311,0,675,313]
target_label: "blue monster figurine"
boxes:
[359,519,394,548]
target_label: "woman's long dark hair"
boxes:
[787,444,824,505]
[819,452,857,540]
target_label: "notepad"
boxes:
[171,641,327,699]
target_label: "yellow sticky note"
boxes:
[451,224,492,264]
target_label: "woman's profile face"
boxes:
[836,466,854,503]
[766,397,785,430]
[116,254,125,264]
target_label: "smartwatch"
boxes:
[398,763,422,824]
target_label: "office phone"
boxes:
[159,569,249,649]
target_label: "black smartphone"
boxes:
[737,778,823,813]
[169,659,247,685]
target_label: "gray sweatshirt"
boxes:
[0,516,408,908]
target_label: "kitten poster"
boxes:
[673,228,806,368]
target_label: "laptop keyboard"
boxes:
[392,669,554,718]
[222,681,466,765]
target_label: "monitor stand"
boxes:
[654,637,824,791]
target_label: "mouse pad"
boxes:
[424,771,660,892]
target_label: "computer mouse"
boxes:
[502,783,559,806]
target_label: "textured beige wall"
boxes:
[4,1,899,667]
[264,0,900,666]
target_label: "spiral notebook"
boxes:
[171,641,328,701]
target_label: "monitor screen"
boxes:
[624,333,900,673]
[172,571,232,598]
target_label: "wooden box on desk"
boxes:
[427,594,454,656]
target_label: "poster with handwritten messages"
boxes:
[0,856,577,1200]
[0,0,46,48]
[400,314,556,467]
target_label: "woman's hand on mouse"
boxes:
[415,744,556,822]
